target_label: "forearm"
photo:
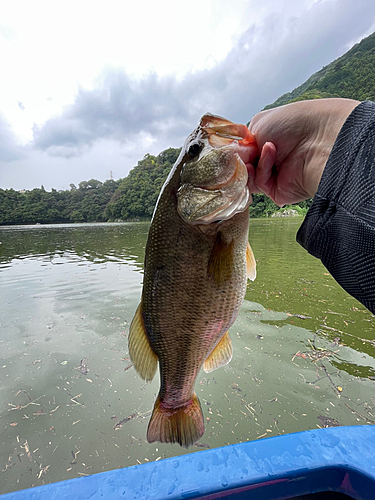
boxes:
[297,101,375,313]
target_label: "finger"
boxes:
[246,163,262,193]
[254,142,277,197]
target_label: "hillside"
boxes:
[264,31,375,109]
[104,148,181,221]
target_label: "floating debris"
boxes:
[287,313,312,320]
[70,449,81,464]
[256,429,272,439]
[23,440,31,460]
[317,415,341,428]
[114,413,138,430]
[70,394,83,406]
[345,404,375,425]
[33,409,45,416]
[37,464,50,479]
[320,325,375,347]
[292,350,336,363]
[194,442,211,449]
[78,358,88,375]
[8,394,44,412]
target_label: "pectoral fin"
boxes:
[203,331,233,373]
[246,241,256,281]
[128,301,158,382]
[207,233,234,286]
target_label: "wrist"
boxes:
[306,99,360,197]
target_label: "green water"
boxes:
[0,220,374,494]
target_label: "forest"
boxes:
[0,179,118,225]
[1,31,375,225]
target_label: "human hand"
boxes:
[247,98,359,206]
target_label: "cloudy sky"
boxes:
[1,0,375,191]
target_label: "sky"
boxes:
[1,0,375,191]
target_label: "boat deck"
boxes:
[1,425,374,499]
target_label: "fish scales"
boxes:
[144,210,249,402]
[129,113,258,447]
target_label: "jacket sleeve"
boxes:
[297,101,375,314]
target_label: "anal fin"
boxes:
[203,331,232,373]
[246,241,256,281]
[128,301,158,382]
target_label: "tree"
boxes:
[105,148,181,221]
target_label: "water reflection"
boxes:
[0,222,149,270]
[0,221,374,495]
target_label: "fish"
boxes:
[128,113,258,447]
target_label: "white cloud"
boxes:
[0,113,26,162]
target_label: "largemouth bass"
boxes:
[129,114,258,447]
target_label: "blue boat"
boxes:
[1,425,374,499]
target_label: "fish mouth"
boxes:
[177,155,251,225]
[200,114,256,149]
[199,114,258,174]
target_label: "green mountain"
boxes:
[264,31,375,109]
[104,148,181,221]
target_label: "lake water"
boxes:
[1,220,375,494]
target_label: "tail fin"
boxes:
[147,394,204,448]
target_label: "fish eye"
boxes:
[187,142,202,158]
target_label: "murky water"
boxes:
[0,220,374,494]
